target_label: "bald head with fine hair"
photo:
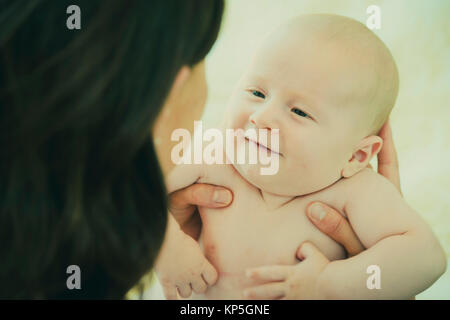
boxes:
[254,14,399,136]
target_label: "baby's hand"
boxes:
[155,231,218,300]
[243,242,330,300]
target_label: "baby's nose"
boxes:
[249,116,265,127]
[249,106,278,130]
[250,115,270,130]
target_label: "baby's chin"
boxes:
[231,162,299,197]
[232,162,273,190]
[231,161,339,197]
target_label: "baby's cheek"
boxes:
[290,146,315,171]
[291,153,322,181]
[279,158,307,184]
[229,101,255,128]
[225,108,245,129]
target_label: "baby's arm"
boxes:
[319,169,446,299]
[155,164,217,299]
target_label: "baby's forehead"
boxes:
[248,22,373,96]
[250,15,393,87]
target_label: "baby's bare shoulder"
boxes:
[292,169,392,216]
[339,168,398,194]
[328,168,402,213]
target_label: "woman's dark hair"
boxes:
[0,0,223,299]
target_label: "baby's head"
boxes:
[226,14,399,196]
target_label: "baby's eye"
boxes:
[251,90,265,99]
[291,108,309,118]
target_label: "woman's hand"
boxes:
[169,184,233,240]
[305,119,402,257]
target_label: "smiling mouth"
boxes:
[245,137,281,156]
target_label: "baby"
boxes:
[155,14,446,299]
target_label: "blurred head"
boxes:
[0,0,223,298]
[226,14,398,196]
[153,60,209,176]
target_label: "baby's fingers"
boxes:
[191,276,208,294]
[243,283,285,300]
[177,282,192,298]
[202,261,218,286]
[246,266,290,282]
[162,284,178,300]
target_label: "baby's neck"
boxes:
[259,190,297,210]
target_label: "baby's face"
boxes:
[226,30,370,196]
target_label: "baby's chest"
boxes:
[197,169,346,271]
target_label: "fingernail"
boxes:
[245,270,253,278]
[309,203,326,221]
[213,189,232,204]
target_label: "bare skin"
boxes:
[169,120,399,255]
[167,121,417,300]
[305,120,401,258]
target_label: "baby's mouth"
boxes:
[245,137,281,156]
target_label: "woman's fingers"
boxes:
[170,184,233,214]
[377,119,402,194]
[306,202,365,257]
[169,184,233,238]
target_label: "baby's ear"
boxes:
[341,136,383,178]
